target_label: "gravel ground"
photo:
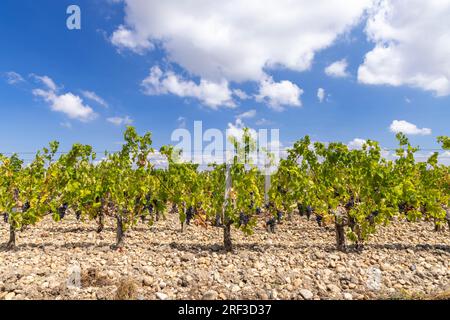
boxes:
[0,212,449,300]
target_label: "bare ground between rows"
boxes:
[0,213,449,300]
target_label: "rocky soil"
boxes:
[0,212,449,300]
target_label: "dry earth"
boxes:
[0,212,449,300]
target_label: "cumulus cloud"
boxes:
[348,138,366,150]
[141,66,235,109]
[110,25,153,54]
[4,71,25,85]
[325,59,349,78]
[31,75,97,122]
[358,0,450,96]
[110,0,371,83]
[317,88,325,102]
[389,120,431,135]
[255,77,303,111]
[81,91,108,108]
[33,89,97,122]
[107,115,133,126]
[236,109,256,120]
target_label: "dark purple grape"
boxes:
[186,206,194,225]
[345,199,354,211]
[265,201,274,210]
[255,207,262,215]
[297,203,305,216]
[23,201,30,212]
[3,213,8,223]
[76,210,81,220]
[276,210,283,223]
[366,210,379,225]
[306,206,313,220]
[316,214,323,227]
[58,203,68,219]
[266,218,276,233]
[398,202,407,213]
[238,212,250,227]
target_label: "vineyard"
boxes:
[0,127,449,300]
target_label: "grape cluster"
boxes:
[58,203,68,219]
[367,210,379,225]
[238,212,250,227]
[297,203,305,217]
[186,206,194,225]
[297,204,313,220]
[266,218,276,233]
[3,213,8,223]
[398,202,412,213]
[23,201,30,212]
[265,201,274,210]
[276,210,283,223]
[345,199,355,211]
[255,207,262,215]
[306,206,313,220]
[316,214,323,227]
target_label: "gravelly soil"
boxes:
[0,212,449,300]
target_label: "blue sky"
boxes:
[0,0,449,162]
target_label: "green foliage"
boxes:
[1,126,448,250]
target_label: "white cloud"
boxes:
[255,77,303,111]
[31,74,58,91]
[233,89,250,100]
[348,138,366,150]
[4,71,25,85]
[325,59,349,78]
[317,88,325,102]
[81,91,108,108]
[227,118,257,141]
[111,1,372,83]
[148,151,169,168]
[107,115,133,126]
[141,66,235,109]
[111,25,153,54]
[33,89,97,122]
[358,0,450,96]
[31,75,97,122]
[236,109,256,120]
[389,120,431,136]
